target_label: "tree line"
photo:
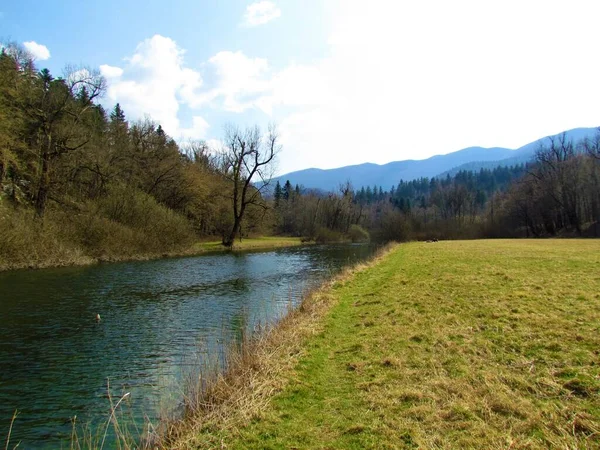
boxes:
[271,138,599,242]
[500,133,600,237]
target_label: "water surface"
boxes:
[0,244,376,447]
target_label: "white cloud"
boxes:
[100,0,600,175]
[270,0,600,174]
[23,41,50,60]
[102,35,208,140]
[180,116,210,140]
[261,63,330,114]
[196,52,328,115]
[99,64,123,78]
[203,51,271,112]
[243,1,281,27]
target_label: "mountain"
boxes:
[437,127,598,179]
[273,127,599,192]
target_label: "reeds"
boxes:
[68,381,152,450]
[4,411,18,450]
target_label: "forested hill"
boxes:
[273,127,599,192]
[273,130,599,241]
[436,127,598,179]
[0,43,277,269]
[353,164,529,209]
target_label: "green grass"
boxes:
[187,240,600,449]
[193,236,307,253]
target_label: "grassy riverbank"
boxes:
[0,235,306,272]
[193,236,307,253]
[173,239,600,449]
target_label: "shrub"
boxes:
[314,227,344,244]
[347,224,370,243]
[0,204,90,270]
[0,182,198,269]
[95,183,195,253]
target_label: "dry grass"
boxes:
[175,239,600,449]
[163,244,396,449]
[192,237,307,254]
[67,383,159,450]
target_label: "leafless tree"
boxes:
[1,40,35,72]
[218,124,280,246]
[581,128,600,160]
[181,140,218,172]
[530,133,583,233]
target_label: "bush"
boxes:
[0,182,198,269]
[95,183,195,253]
[347,224,370,243]
[314,227,344,244]
[0,203,90,270]
[370,207,413,243]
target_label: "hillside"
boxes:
[274,127,598,191]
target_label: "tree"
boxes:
[219,124,280,247]
[273,180,282,207]
[110,103,126,124]
[24,66,106,217]
[582,128,600,160]
[283,179,293,201]
[0,47,29,194]
[531,134,582,233]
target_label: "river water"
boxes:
[0,243,376,448]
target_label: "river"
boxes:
[0,243,376,448]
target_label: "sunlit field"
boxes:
[178,240,600,449]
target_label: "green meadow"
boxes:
[178,240,600,449]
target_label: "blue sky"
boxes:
[2,1,600,175]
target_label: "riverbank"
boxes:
[192,236,308,254]
[0,236,308,272]
[171,239,600,449]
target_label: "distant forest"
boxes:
[274,135,600,242]
[1,42,599,270]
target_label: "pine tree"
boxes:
[274,180,282,207]
[110,103,126,124]
[283,180,293,201]
[365,186,373,203]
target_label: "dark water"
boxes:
[0,244,376,448]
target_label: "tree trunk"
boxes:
[35,143,50,218]
[223,215,242,247]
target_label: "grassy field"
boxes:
[176,239,600,449]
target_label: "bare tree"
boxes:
[182,140,218,172]
[218,124,280,247]
[1,40,35,72]
[582,128,600,160]
[531,134,583,233]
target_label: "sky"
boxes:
[2,0,600,176]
